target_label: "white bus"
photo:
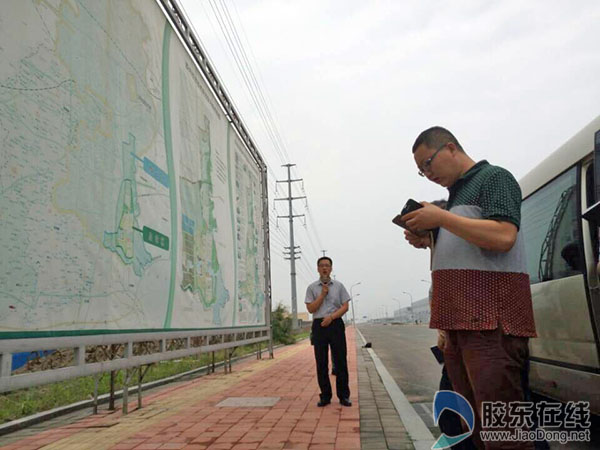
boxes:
[520,115,600,414]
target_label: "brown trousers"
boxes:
[444,328,534,450]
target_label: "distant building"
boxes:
[297,312,310,322]
[282,311,311,329]
[392,297,430,324]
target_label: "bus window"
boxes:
[585,162,599,264]
[522,166,582,283]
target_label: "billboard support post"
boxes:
[122,369,129,415]
[138,369,143,409]
[93,374,100,414]
[109,371,116,411]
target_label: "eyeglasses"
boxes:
[418,143,448,177]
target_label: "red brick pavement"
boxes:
[1,328,360,450]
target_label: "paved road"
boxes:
[357,323,599,449]
[357,323,440,404]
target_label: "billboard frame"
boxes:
[157,0,273,356]
[0,0,273,396]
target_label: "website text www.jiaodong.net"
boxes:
[480,428,590,445]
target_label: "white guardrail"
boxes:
[0,327,271,393]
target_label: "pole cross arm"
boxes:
[274,196,306,201]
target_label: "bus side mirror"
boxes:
[589,129,600,225]
[583,201,600,225]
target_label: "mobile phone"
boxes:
[392,199,425,234]
[401,199,424,216]
[430,345,444,365]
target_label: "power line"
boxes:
[185,0,284,197]
[207,0,289,167]
[216,0,292,164]
[188,0,328,295]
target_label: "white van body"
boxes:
[519,116,600,414]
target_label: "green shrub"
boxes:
[271,304,295,345]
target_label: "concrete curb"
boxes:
[356,328,436,450]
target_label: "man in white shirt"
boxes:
[305,256,352,407]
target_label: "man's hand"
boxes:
[321,315,333,327]
[404,230,431,249]
[321,284,329,297]
[437,330,446,351]
[403,201,447,232]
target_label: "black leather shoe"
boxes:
[339,398,352,407]
[317,399,331,407]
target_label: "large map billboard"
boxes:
[0,0,267,337]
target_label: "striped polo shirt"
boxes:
[430,160,537,337]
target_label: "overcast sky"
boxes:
[178,0,600,321]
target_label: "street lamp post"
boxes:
[350,282,361,327]
[353,293,360,324]
[381,305,388,319]
[402,291,413,321]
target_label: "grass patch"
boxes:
[0,342,274,424]
[293,330,310,341]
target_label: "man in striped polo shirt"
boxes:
[403,126,536,449]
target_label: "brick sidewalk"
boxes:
[1,329,361,450]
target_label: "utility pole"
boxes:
[275,164,305,330]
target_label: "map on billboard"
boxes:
[0,0,267,336]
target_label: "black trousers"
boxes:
[312,318,350,401]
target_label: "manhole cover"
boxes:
[216,397,280,407]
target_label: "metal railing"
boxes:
[0,327,269,393]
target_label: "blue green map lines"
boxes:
[0,0,265,336]
[103,134,153,277]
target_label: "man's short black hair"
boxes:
[412,126,463,153]
[317,256,333,266]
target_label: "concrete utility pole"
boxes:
[275,164,305,330]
